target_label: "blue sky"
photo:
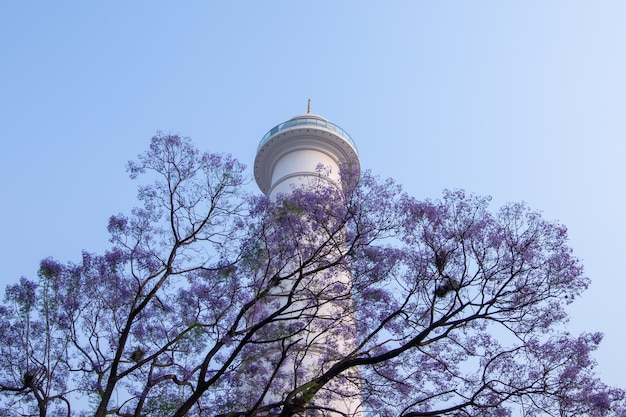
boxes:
[1,2,625,390]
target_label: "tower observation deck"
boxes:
[254,112,360,196]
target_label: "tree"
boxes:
[0,132,623,417]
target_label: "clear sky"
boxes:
[1,2,624,391]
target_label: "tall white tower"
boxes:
[253,105,361,416]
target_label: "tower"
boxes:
[253,105,362,416]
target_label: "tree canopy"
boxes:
[1,133,623,417]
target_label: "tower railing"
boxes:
[258,116,358,154]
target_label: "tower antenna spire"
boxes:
[307,98,311,114]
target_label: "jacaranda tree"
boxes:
[0,133,623,417]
